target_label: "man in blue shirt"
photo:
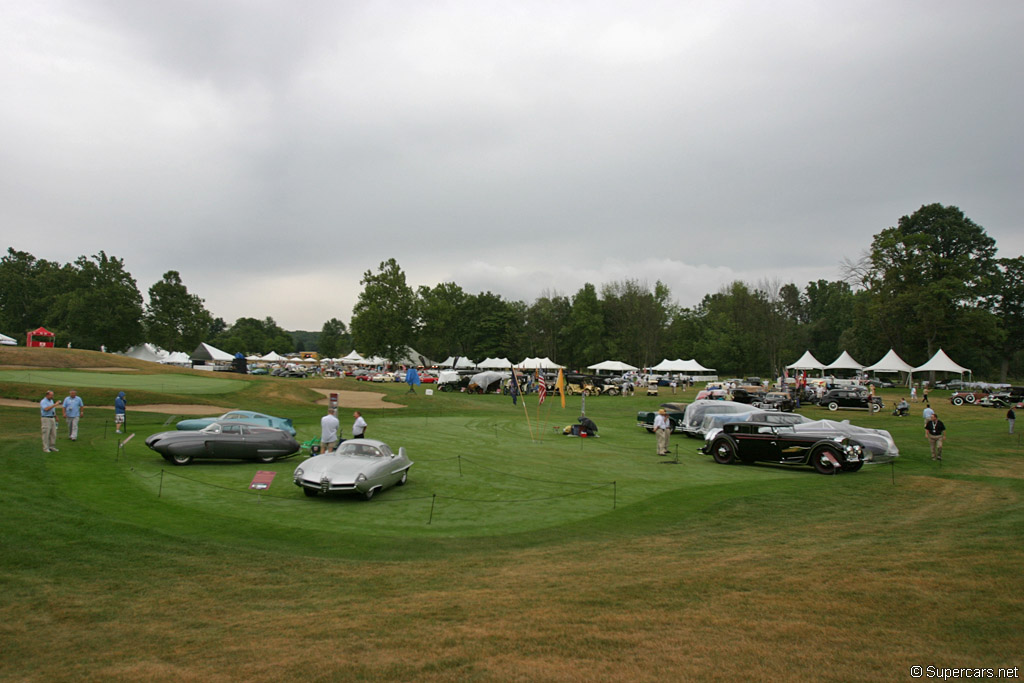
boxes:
[114,391,127,433]
[62,389,84,441]
[40,390,59,453]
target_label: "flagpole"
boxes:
[511,365,535,441]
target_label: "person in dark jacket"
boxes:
[925,412,946,461]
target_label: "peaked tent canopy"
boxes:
[439,356,476,369]
[825,351,864,371]
[160,351,191,365]
[518,357,563,369]
[912,349,972,376]
[191,342,234,362]
[120,343,168,363]
[0,332,16,346]
[786,350,826,371]
[260,351,287,362]
[862,349,914,374]
[478,357,513,369]
[650,358,716,373]
[588,360,639,372]
[339,350,366,363]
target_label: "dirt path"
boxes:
[309,389,404,409]
[0,398,230,415]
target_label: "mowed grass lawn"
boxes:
[1,364,1022,681]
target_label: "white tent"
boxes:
[650,359,691,372]
[440,356,476,369]
[862,349,914,374]
[478,357,513,369]
[518,356,563,369]
[339,350,366,363]
[682,358,716,373]
[121,343,168,363]
[159,351,191,366]
[787,350,826,371]
[191,342,234,362]
[588,360,639,372]
[260,350,287,362]
[0,332,16,346]
[825,351,864,371]
[912,349,972,376]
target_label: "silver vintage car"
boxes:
[293,439,412,499]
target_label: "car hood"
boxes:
[791,419,899,461]
[296,454,381,481]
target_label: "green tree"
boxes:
[144,271,214,352]
[601,280,672,368]
[213,317,293,355]
[992,256,1024,381]
[561,283,605,370]
[0,249,69,338]
[856,203,998,363]
[53,252,144,351]
[318,318,351,359]
[415,282,469,360]
[350,259,416,365]
[525,292,571,361]
[462,291,523,360]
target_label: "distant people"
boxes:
[922,386,930,403]
[1008,408,1016,435]
[653,408,671,456]
[922,403,935,426]
[320,408,340,452]
[62,389,84,441]
[352,411,368,439]
[114,391,127,433]
[40,390,59,453]
[670,379,677,394]
[925,412,946,461]
[895,398,909,417]
[910,385,917,402]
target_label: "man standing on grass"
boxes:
[352,411,367,439]
[925,412,946,461]
[653,408,671,456]
[320,408,340,452]
[40,390,59,453]
[922,403,934,427]
[114,391,127,433]
[1008,408,1016,435]
[62,389,84,441]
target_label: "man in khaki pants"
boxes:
[653,408,672,456]
[40,390,59,453]
[925,412,946,461]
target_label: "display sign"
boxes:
[249,470,277,490]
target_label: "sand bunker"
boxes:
[310,389,404,409]
[0,398,229,415]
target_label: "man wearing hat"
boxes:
[653,408,672,456]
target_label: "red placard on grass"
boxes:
[249,470,277,490]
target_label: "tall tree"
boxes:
[561,283,605,370]
[350,258,416,365]
[0,248,69,338]
[415,282,469,360]
[855,203,998,362]
[601,280,671,368]
[54,252,144,351]
[525,291,571,362]
[992,256,1024,381]
[144,271,214,352]
[318,318,350,359]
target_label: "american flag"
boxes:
[538,374,547,405]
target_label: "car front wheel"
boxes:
[711,439,736,465]
[870,402,881,413]
[812,447,839,475]
[827,402,839,411]
[170,452,193,466]
[842,461,864,472]
[255,454,276,463]
[396,471,408,486]
[952,396,964,406]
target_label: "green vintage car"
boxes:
[635,402,688,433]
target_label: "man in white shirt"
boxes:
[352,411,368,439]
[320,408,340,452]
[653,408,671,456]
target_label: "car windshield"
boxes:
[200,423,222,434]
[338,443,384,457]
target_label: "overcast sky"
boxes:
[3,1,1021,330]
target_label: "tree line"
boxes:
[2,204,1021,379]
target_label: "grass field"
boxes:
[0,369,248,394]
[2,349,1022,681]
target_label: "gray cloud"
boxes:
[2,0,1021,329]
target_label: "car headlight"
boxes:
[294,467,304,477]
[356,473,367,483]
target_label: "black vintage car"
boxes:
[636,402,687,432]
[818,388,883,413]
[702,421,869,474]
[145,422,301,465]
